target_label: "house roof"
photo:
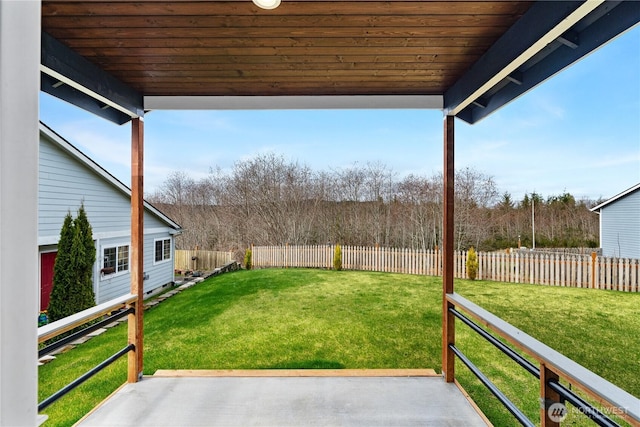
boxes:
[40,1,640,125]
[590,182,640,212]
[39,122,182,232]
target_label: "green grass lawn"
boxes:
[38,269,639,426]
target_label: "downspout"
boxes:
[94,238,100,303]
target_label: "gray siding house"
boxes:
[590,183,640,259]
[39,123,182,310]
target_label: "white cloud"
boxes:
[64,128,130,168]
[588,152,640,169]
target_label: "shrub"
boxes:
[244,248,252,270]
[333,244,342,271]
[466,246,478,280]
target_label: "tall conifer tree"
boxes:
[73,204,96,310]
[48,212,74,321]
[47,203,96,322]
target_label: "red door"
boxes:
[40,252,57,311]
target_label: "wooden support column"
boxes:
[540,364,562,427]
[442,115,455,382]
[128,117,144,383]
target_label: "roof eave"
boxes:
[590,182,640,212]
[39,122,182,231]
[446,1,640,124]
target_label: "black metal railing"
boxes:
[449,343,535,427]
[38,294,137,413]
[38,344,134,412]
[547,381,622,427]
[446,293,638,427]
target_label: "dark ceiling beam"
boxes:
[505,72,523,86]
[454,1,640,124]
[443,1,595,121]
[557,30,580,49]
[41,73,133,125]
[41,31,143,124]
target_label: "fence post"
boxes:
[624,258,631,292]
[576,255,582,288]
[599,254,606,289]
[491,252,498,280]
[590,251,596,289]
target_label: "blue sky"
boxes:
[40,25,639,202]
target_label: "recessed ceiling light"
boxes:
[252,0,281,10]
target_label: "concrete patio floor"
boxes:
[76,370,489,427]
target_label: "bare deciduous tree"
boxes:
[148,153,599,256]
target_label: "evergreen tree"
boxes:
[68,223,87,311]
[47,204,96,322]
[74,203,97,310]
[48,212,74,321]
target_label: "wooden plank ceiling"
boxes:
[41,1,533,97]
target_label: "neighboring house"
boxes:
[590,183,640,259]
[39,123,182,310]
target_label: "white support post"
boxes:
[0,1,41,425]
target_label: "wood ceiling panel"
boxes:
[41,1,533,98]
[139,81,450,97]
[47,26,510,39]
[42,2,532,17]
[127,73,449,82]
[47,37,493,49]
[62,37,496,49]
[72,46,487,57]
[100,61,467,72]
[92,54,477,65]
[44,14,521,29]
[121,69,450,78]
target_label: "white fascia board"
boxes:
[446,0,604,116]
[145,95,443,111]
[41,65,141,119]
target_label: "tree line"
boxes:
[148,153,600,258]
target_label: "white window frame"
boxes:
[154,237,172,265]
[101,242,130,279]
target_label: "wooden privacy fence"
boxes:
[252,245,639,292]
[175,250,233,271]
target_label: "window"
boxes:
[154,238,171,264]
[102,244,129,275]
